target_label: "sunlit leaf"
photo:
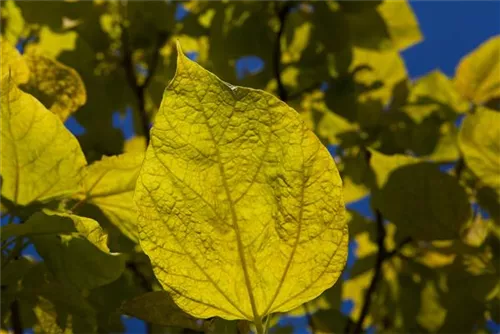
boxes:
[454,35,500,106]
[1,76,87,206]
[368,149,419,188]
[134,46,348,323]
[0,36,30,84]
[0,0,25,44]
[403,70,470,123]
[376,0,422,51]
[74,152,144,242]
[22,49,87,121]
[458,106,500,190]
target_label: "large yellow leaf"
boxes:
[134,46,348,325]
[454,35,500,105]
[458,106,500,189]
[76,153,144,242]
[0,36,30,84]
[22,49,87,121]
[1,77,87,206]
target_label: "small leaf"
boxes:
[454,35,500,106]
[22,49,87,121]
[367,149,419,188]
[134,45,348,322]
[373,163,471,240]
[403,70,470,123]
[458,106,500,190]
[121,291,212,331]
[30,211,124,290]
[76,152,145,242]
[1,211,74,242]
[1,76,87,206]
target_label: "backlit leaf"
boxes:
[1,76,87,206]
[458,106,500,190]
[367,149,419,188]
[134,46,348,323]
[22,49,87,121]
[0,36,30,84]
[454,35,500,106]
[75,153,144,242]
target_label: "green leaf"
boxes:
[30,211,125,290]
[454,35,500,106]
[373,162,471,240]
[403,70,470,123]
[1,76,87,206]
[121,291,213,331]
[1,211,74,242]
[134,45,348,323]
[367,149,419,188]
[22,49,87,122]
[458,106,500,190]
[76,152,145,242]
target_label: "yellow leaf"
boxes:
[22,49,87,121]
[455,35,500,105]
[134,45,348,325]
[77,153,144,242]
[1,0,25,44]
[0,36,30,84]
[404,70,470,123]
[368,149,420,188]
[1,77,87,206]
[377,0,423,51]
[458,106,500,189]
[27,26,78,58]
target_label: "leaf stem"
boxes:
[10,299,22,334]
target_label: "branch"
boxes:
[273,2,292,102]
[10,299,22,334]
[386,236,412,259]
[350,210,387,334]
[120,7,168,145]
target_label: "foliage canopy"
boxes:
[1,1,499,334]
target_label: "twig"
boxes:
[10,299,22,334]
[273,2,292,102]
[350,210,387,334]
[386,236,412,259]
[120,4,169,145]
[454,158,465,180]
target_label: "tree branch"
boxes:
[10,299,22,334]
[120,5,169,145]
[273,2,292,102]
[350,210,387,334]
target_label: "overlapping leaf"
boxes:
[75,152,145,242]
[454,35,500,106]
[1,76,87,206]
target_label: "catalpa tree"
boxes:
[1,1,499,334]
